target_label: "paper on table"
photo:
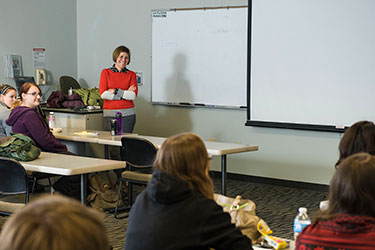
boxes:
[73,131,100,136]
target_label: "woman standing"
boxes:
[0,84,17,137]
[124,133,253,250]
[99,45,138,133]
[6,82,67,153]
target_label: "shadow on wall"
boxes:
[78,78,90,89]
[164,53,192,104]
[134,96,193,136]
[134,53,193,136]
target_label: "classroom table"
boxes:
[253,240,295,250]
[20,152,125,204]
[54,129,259,195]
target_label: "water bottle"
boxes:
[293,207,311,240]
[48,112,56,130]
[116,112,123,135]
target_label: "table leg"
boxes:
[221,155,227,195]
[105,145,109,159]
[80,174,87,205]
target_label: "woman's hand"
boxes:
[128,85,136,92]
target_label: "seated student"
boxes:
[0,194,110,250]
[335,120,375,168]
[296,153,375,250]
[124,132,253,250]
[0,84,17,137]
[6,82,67,153]
[319,120,375,210]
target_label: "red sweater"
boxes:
[99,68,138,110]
[295,214,375,250]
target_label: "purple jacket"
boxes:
[6,106,67,153]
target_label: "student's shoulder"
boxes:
[101,68,112,75]
[0,105,10,117]
[190,194,223,213]
[127,70,136,77]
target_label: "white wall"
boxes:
[76,0,339,184]
[0,0,77,100]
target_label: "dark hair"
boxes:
[153,133,214,199]
[19,82,41,101]
[335,121,375,168]
[317,153,375,220]
[112,45,131,64]
[0,84,16,95]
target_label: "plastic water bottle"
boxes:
[116,112,123,135]
[293,207,311,240]
[48,112,55,130]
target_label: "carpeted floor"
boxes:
[0,177,327,250]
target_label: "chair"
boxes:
[0,157,29,215]
[14,76,35,91]
[59,76,81,95]
[114,137,157,218]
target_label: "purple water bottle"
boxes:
[116,112,123,135]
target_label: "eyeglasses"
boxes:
[25,92,42,97]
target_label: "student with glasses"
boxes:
[6,83,84,199]
[6,82,67,153]
[0,84,17,137]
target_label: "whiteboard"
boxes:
[247,0,375,131]
[152,7,247,108]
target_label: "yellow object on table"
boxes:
[73,131,100,136]
[257,220,288,250]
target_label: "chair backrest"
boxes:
[0,157,29,196]
[14,76,35,91]
[121,137,157,169]
[59,76,81,95]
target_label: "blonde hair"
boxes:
[0,195,110,250]
[10,99,21,110]
[153,132,214,199]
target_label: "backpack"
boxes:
[61,93,85,108]
[214,194,263,243]
[47,91,84,108]
[46,91,65,108]
[73,88,104,107]
[0,134,41,161]
[87,171,123,211]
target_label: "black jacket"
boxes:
[124,169,253,250]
